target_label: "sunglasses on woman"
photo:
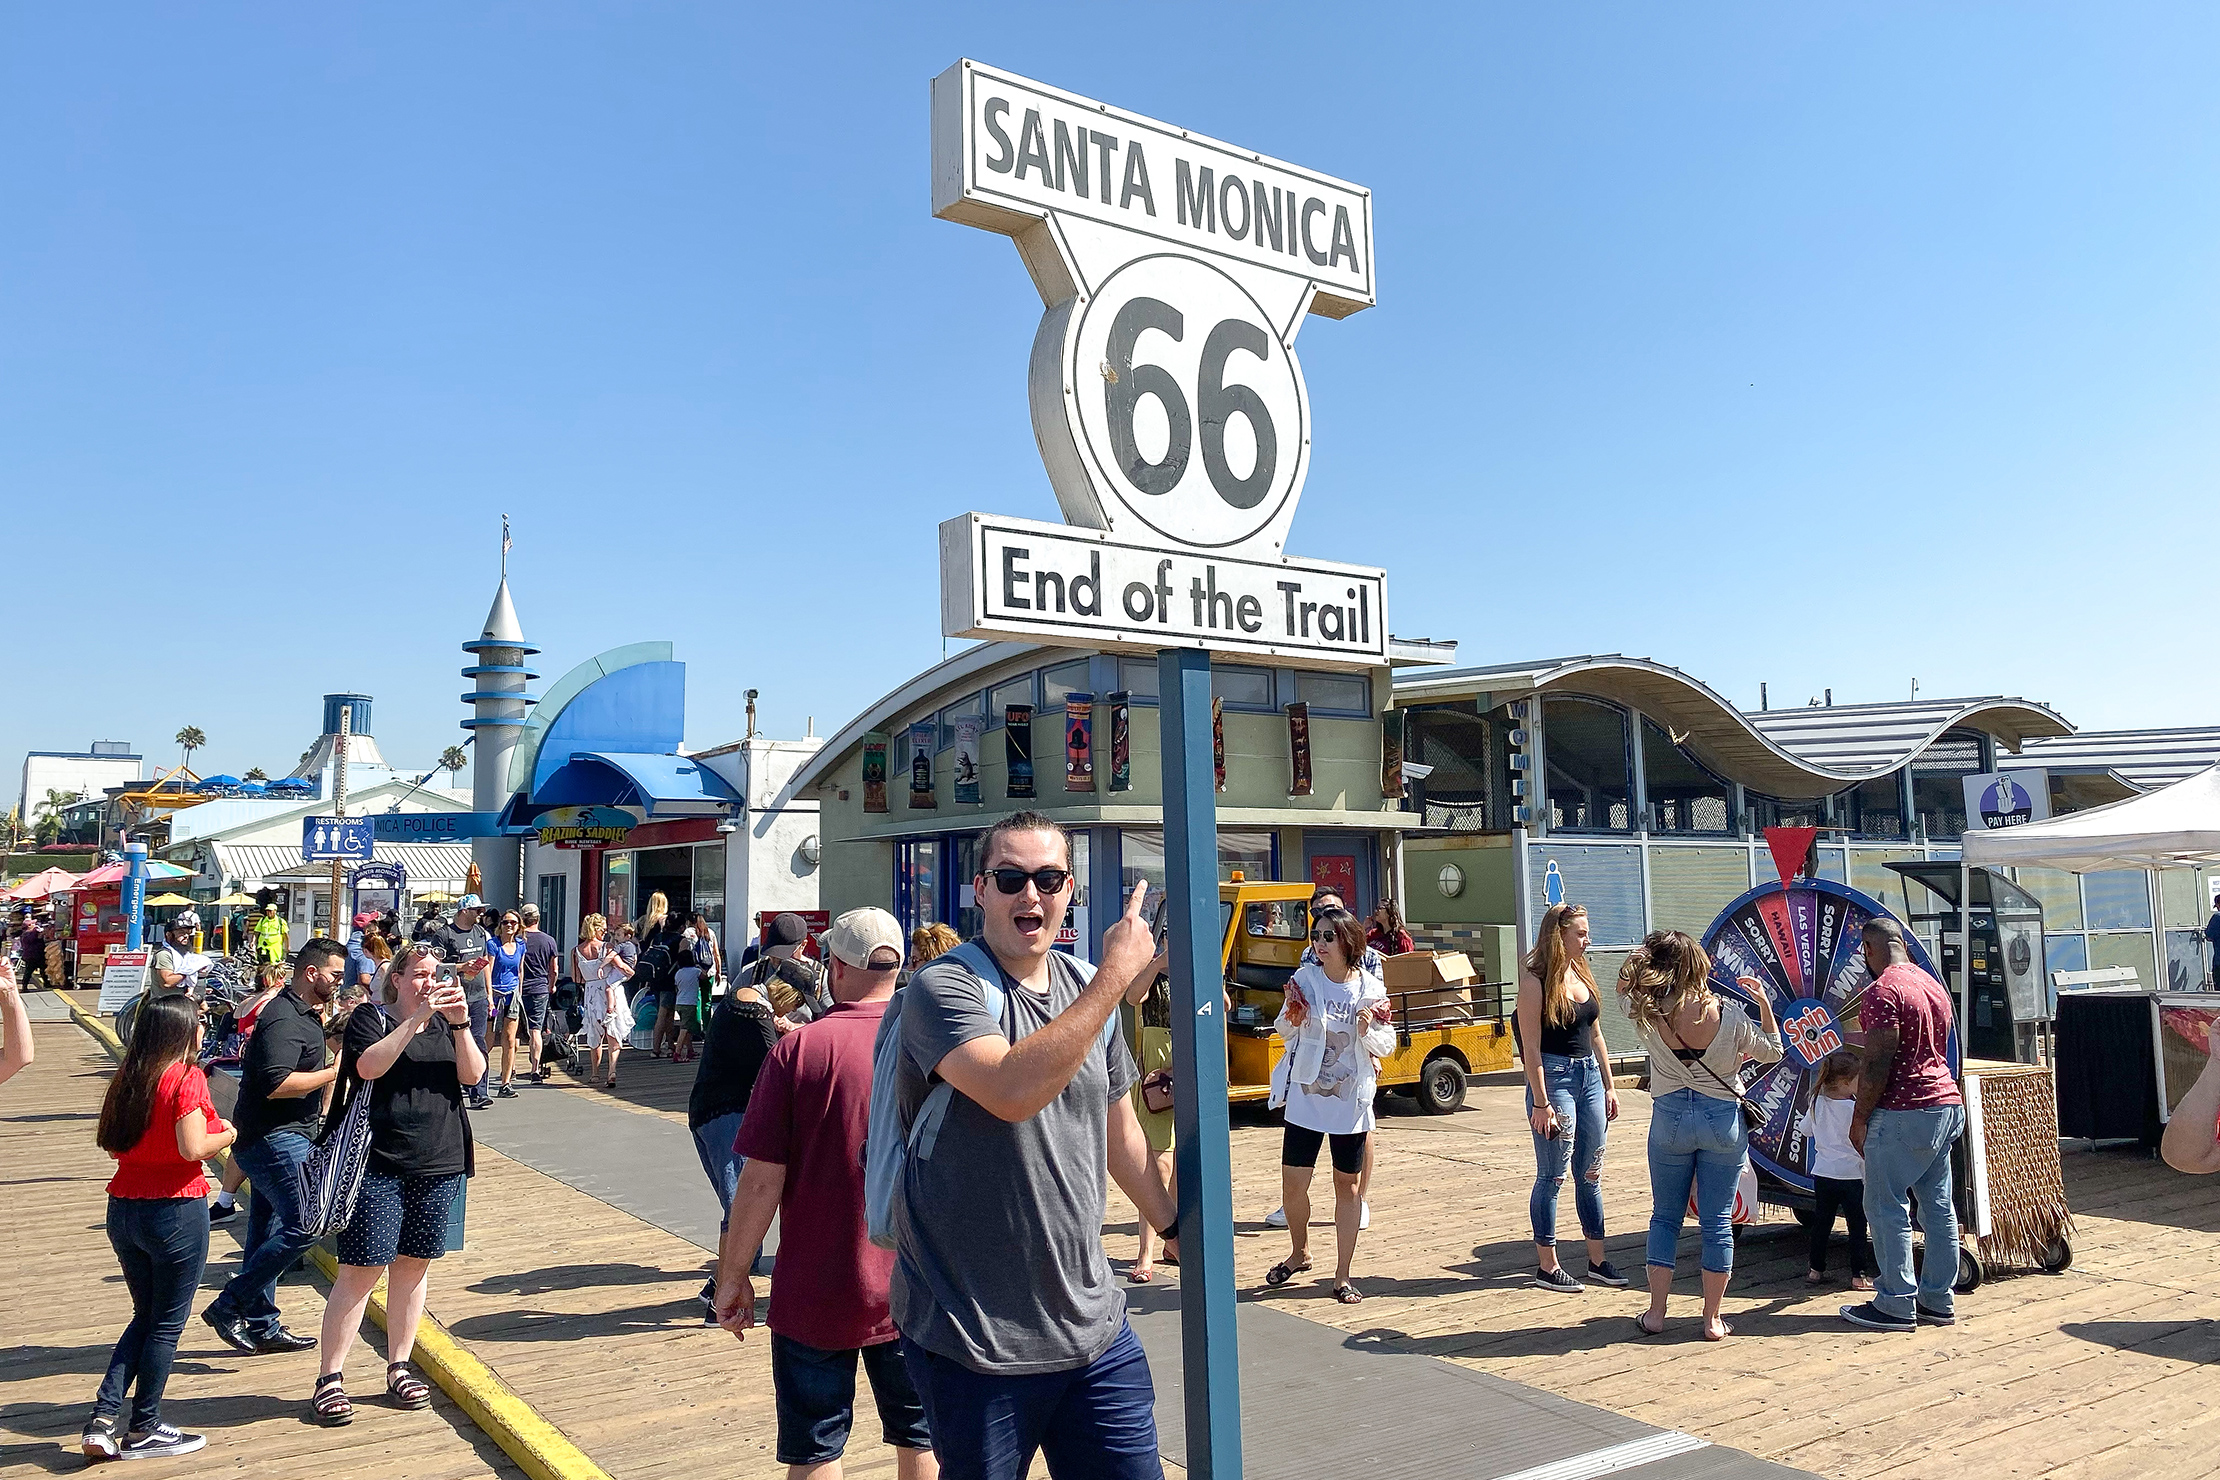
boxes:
[987,867,1072,895]
[1310,929,1339,943]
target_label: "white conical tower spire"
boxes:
[462,524,539,910]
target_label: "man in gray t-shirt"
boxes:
[892,813,1174,1479]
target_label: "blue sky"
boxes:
[5,4,2213,794]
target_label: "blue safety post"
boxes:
[1158,647,1241,1480]
[121,842,149,952]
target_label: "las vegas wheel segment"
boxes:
[1698,878,1958,1202]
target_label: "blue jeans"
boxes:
[97,1197,208,1432]
[1525,1052,1607,1246]
[903,1319,1161,1480]
[1645,1089,1747,1275]
[692,1112,746,1236]
[1862,1103,1965,1320]
[208,1130,317,1339]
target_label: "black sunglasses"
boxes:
[987,867,1072,896]
[1310,929,1338,942]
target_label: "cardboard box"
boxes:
[1401,986,1474,1027]
[1383,950,1476,989]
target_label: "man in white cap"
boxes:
[714,907,937,1480]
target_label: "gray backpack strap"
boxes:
[907,942,1006,1164]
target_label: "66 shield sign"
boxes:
[1034,254,1309,554]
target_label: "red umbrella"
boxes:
[67,859,196,889]
[2,866,79,901]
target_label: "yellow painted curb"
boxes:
[58,990,615,1480]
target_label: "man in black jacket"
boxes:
[201,938,346,1355]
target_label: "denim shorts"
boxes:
[519,989,551,1032]
[772,1334,930,1465]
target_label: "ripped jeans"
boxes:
[1526,1052,1608,1247]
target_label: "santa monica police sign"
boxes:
[932,60,1387,671]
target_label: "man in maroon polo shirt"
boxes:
[715,907,938,1480]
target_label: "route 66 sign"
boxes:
[932,60,1387,669]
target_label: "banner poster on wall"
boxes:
[1006,704,1035,798]
[1381,709,1405,799]
[861,734,889,814]
[1065,692,1095,791]
[953,715,982,804]
[1107,692,1131,792]
[1212,696,1226,793]
[908,722,937,809]
[1287,702,1313,797]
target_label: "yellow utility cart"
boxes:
[1216,881,1514,1113]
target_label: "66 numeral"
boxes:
[1104,297,1279,510]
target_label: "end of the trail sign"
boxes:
[941,512,1386,670]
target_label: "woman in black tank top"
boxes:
[1514,904,1623,1294]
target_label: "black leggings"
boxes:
[1809,1174,1871,1275]
[1282,1123,1368,1176]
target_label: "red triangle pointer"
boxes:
[1765,827,1820,889]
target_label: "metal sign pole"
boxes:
[331,706,351,933]
[1159,646,1241,1480]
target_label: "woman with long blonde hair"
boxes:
[1620,930,1780,1342]
[1515,902,1622,1293]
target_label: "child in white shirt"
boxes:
[1797,1048,1872,1288]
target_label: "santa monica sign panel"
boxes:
[932,60,1386,670]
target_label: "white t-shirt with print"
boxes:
[1278,961,1388,1136]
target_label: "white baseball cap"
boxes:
[823,907,905,970]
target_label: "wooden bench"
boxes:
[2052,965,2142,994]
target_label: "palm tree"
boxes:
[440,746,468,774]
[243,766,269,783]
[174,726,207,774]
[32,787,82,846]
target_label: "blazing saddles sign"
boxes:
[932,59,1386,671]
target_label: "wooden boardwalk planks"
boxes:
[0,1035,524,1480]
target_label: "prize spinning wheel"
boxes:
[1699,878,1958,1198]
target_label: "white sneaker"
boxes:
[1264,1206,1287,1228]
[1360,1200,1371,1231]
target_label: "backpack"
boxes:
[864,941,1110,1251]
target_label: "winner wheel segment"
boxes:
[1699,878,1957,1194]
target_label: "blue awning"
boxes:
[505,751,741,822]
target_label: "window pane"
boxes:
[1410,706,1493,830]
[691,844,725,934]
[2045,932,2087,980]
[1641,718,1731,834]
[1749,793,1826,831]
[1292,671,1370,716]
[1212,666,1273,710]
[2166,930,2210,990]
[1120,827,1272,892]
[987,676,1034,729]
[2083,871,2152,931]
[2013,865,2082,932]
[938,691,984,751]
[1116,658,1160,700]
[1542,698,1631,831]
[1910,733,1983,840]
[1042,661,1091,708]
[1846,773,1905,840]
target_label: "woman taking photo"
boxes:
[573,914,632,1089]
[313,944,484,1424]
[1264,906,1394,1304]
[84,994,234,1460]
[1366,900,1414,957]
[486,910,526,1097]
[1620,930,1781,1342]
[1516,902,1624,1293]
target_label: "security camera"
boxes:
[715,816,741,835]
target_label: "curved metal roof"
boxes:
[2010,727,2220,792]
[1392,655,2074,799]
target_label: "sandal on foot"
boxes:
[1264,1259,1312,1288]
[1332,1283,1364,1305]
[312,1373,352,1426]
[1633,1312,1666,1337]
[1128,1265,1155,1284]
[386,1362,432,1410]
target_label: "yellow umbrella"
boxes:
[145,893,196,906]
[212,892,256,905]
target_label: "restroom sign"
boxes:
[931,59,1387,667]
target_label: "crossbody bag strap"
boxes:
[1659,1017,1745,1098]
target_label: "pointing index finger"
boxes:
[1126,880,1149,920]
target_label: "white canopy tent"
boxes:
[1962,763,2220,873]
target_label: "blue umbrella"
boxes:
[235,781,269,795]
[268,778,315,793]
[195,775,242,792]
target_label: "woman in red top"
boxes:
[1366,900,1415,958]
[85,994,236,1461]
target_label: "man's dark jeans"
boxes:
[207,1129,316,1339]
[96,1196,209,1432]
